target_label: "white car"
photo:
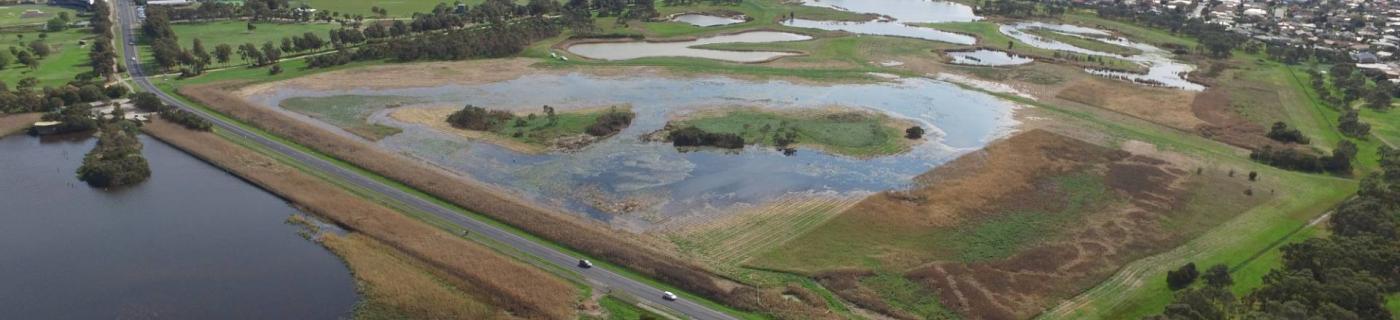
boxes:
[577,259,592,268]
[661,291,678,301]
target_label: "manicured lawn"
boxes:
[0,28,93,87]
[0,5,78,29]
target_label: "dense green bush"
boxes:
[446,104,513,131]
[584,108,634,137]
[160,109,212,131]
[669,126,744,149]
[77,122,149,188]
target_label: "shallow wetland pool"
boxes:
[250,73,1020,229]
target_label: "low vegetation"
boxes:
[445,104,635,149]
[279,95,416,141]
[77,121,150,188]
[320,233,503,320]
[653,108,913,157]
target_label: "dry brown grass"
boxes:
[753,130,1265,319]
[142,119,577,319]
[0,113,41,137]
[175,83,836,319]
[320,233,507,320]
[1054,78,1203,130]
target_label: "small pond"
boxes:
[249,73,1020,229]
[783,0,978,45]
[1000,22,1205,91]
[0,134,357,319]
[567,31,812,63]
[671,13,745,27]
[947,49,1034,66]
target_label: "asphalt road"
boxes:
[112,2,736,319]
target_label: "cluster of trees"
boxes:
[669,126,745,149]
[77,121,149,188]
[1093,4,1243,58]
[980,0,1068,18]
[46,11,71,32]
[0,79,128,114]
[446,104,514,131]
[1152,147,1400,319]
[0,35,58,72]
[1338,110,1371,139]
[90,0,118,79]
[1265,122,1309,144]
[37,101,98,133]
[583,107,633,137]
[132,92,211,131]
[1250,140,1355,175]
[161,1,243,22]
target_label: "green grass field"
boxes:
[0,28,93,87]
[292,0,486,18]
[139,21,338,70]
[670,108,912,157]
[491,107,630,147]
[0,5,78,29]
[280,95,421,140]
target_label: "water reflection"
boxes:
[947,49,1034,66]
[251,73,1020,228]
[672,13,745,27]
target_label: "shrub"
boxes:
[584,108,634,137]
[1266,122,1310,144]
[1202,264,1232,287]
[160,108,213,131]
[669,126,744,149]
[905,126,925,139]
[1166,262,1199,290]
[446,104,512,131]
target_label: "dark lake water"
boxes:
[0,133,356,319]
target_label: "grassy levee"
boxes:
[141,119,579,319]
[166,81,818,319]
[0,112,41,137]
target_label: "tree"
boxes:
[1266,122,1310,144]
[1339,110,1372,138]
[260,41,281,65]
[905,126,925,139]
[213,43,233,65]
[46,17,67,32]
[268,63,282,75]
[16,50,37,70]
[191,38,211,65]
[1167,262,1199,290]
[28,40,50,58]
[132,92,163,111]
[1202,264,1232,288]
[247,22,257,32]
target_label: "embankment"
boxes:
[0,113,42,137]
[178,81,832,319]
[142,119,577,319]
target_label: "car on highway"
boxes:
[662,291,678,301]
[577,259,592,268]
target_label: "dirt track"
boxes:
[141,119,577,319]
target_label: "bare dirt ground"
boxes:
[141,119,578,319]
[1190,86,1276,150]
[0,113,41,137]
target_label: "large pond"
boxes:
[782,0,978,45]
[0,134,357,318]
[567,31,812,62]
[249,74,1019,229]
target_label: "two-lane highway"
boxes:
[112,1,735,319]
